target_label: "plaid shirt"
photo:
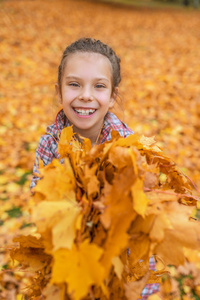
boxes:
[31,109,159,298]
[31,109,133,188]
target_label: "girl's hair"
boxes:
[58,38,121,93]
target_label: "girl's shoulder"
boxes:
[45,109,68,141]
[101,112,133,143]
[36,109,68,160]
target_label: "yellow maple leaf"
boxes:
[87,174,100,197]
[52,209,81,251]
[101,166,136,229]
[139,135,162,153]
[101,208,132,277]
[166,202,200,250]
[108,146,132,169]
[51,239,104,300]
[113,133,140,148]
[139,135,157,147]
[154,230,185,266]
[32,201,81,251]
[149,213,172,243]
[100,167,137,277]
[131,179,149,218]
[112,256,124,280]
[57,126,74,158]
[34,159,76,202]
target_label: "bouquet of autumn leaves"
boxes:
[10,127,200,300]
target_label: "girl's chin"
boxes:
[72,123,100,137]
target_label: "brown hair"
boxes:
[57,38,121,94]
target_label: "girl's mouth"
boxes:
[73,108,96,116]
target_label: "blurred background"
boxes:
[98,0,200,8]
[0,0,200,298]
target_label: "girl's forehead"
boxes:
[64,52,112,72]
[67,51,108,61]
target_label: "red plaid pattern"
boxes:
[31,109,159,298]
[141,256,160,299]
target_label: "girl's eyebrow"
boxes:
[65,76,80,80]
[65,75,109,82]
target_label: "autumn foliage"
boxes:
[0,0,200,299]
[9,128,200,300]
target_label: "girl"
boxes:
[31,38,133,188]
[31,38,159,299]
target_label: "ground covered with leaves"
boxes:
[0,0,200,299]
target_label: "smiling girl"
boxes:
[31,38,133,188]
[30,38,159,299]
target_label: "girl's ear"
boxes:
[55,83,62,103]
[109,87,119,108]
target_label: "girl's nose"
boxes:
[79,87,94,101]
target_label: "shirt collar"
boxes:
[56,109,124,143]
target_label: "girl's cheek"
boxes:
[97,91,113,103]
[63,89,78,100]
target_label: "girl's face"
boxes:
[56,52,117,144]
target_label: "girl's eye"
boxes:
[69,82,79,87]
[96,84,105,88]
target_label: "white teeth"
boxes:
[74,108,96,115]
